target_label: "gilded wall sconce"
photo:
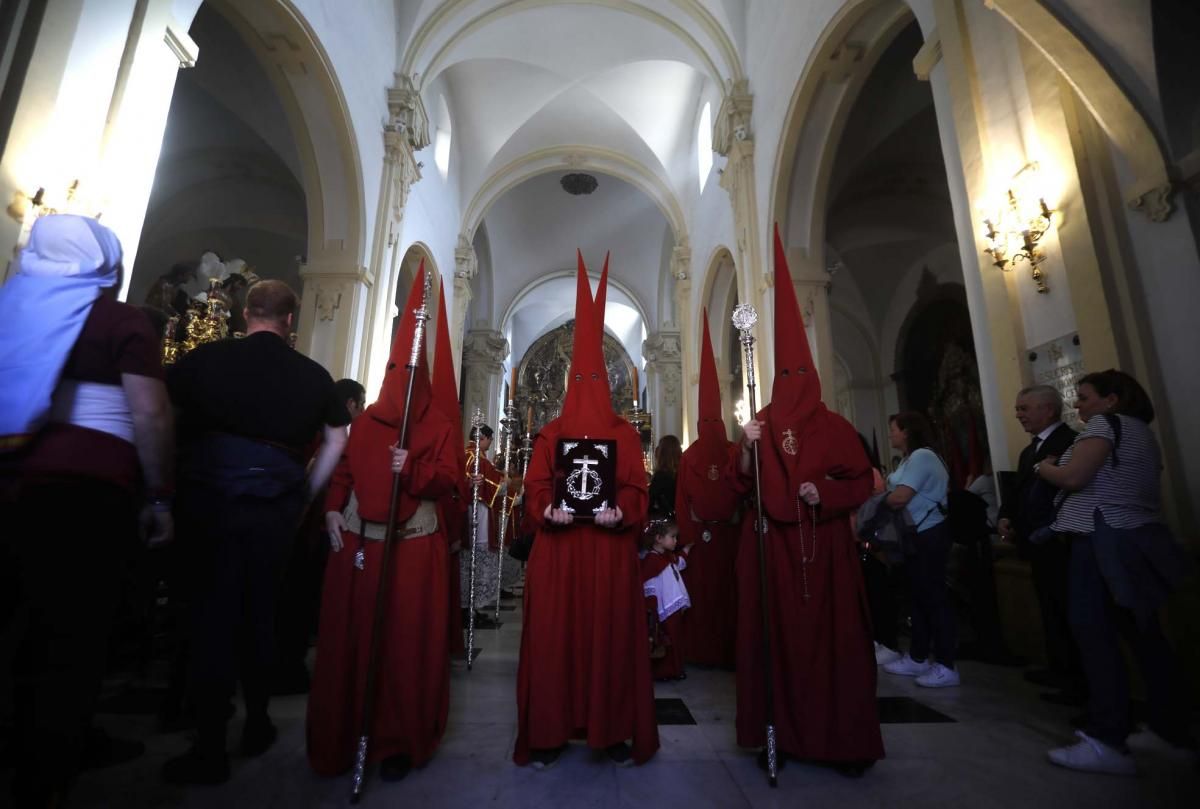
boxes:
[981,163,1054,294]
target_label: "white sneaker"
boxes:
[874,642,902,666]
[1047,731,1136,775]
[1127,724,1199,763]
[882,654,932,677]
[916,663,960,688]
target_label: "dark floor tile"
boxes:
[877,696,955,724]
[655,698,697,726]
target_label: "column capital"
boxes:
[713,78,753,156]
[670,243,692,281]
[643,330,682,364]
[455,232,478,279]
[462,328,508,368]
[386,74,430,153]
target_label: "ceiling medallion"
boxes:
[560,173,598,196]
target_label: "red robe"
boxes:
[306,406,458,774]
[513,420,659,764]
[732,404,883,763]
[642,550,687,680]
[438,487,467,655]
[676,441,741,667]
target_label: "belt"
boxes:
[688,506,740,526]
[343,492,439,541]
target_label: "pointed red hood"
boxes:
[593,251,610,324]
[769,223,822,433]
[560,251,617,433]
[369,261,432,430]
[697,307,726,443]
[432,280,467,480]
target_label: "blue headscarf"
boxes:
[0,214,123,447]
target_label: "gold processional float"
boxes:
[161,276,296,364]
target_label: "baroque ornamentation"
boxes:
[386,75,430,153]
[713,78,753,156]
[516,321,636,433]
[1127,182,1175,223]
[315,284,342,322]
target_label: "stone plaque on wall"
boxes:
[1027,334,1084,430]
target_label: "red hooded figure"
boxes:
[676,309,742,667]
[513,252,659,766]
[731,226,883,769]
[431,281,469,657]
[307,262,460,777]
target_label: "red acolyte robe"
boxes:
[513,420,660,764]
[642,550,689,680]
[731,405,884,764]
[676,441,741,667]
[306,405,459,775]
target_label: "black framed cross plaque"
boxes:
[553,438,617,521]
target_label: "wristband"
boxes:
[146,494,173,512]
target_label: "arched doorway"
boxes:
[133,0,364,371]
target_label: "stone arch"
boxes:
[363,240,438,397]
[769,0,915,256]
[197,0,367,366]
[401,0,743,91]
[462,147,686,246]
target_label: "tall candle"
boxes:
[509,366,518,402]
[632,366,639,404]
[526,405,534,433]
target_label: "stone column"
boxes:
[669,243,693,442]
[643,330,683,443]
[461,329,508,444]
[786,248,835,408]
[357,74,427,391]
[297,253,370,379]
[714,79,771,391]
[451,233,478,379]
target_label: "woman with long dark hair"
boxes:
[881,412,956,688]
[648,435,681,517]
[1037,370,1192,774]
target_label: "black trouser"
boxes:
[906,521,956,668]
[1068,533,1191,748]
[273,499,329,684]
[1029,535,1086,691]
[177,481,304,754]
[860,552,900,650]
[0,477,135,804]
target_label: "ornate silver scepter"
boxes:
[350,273,430,804]
[466,407,484,671]
[494,397,518,623]
[733,303,779,788]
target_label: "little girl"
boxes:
[641,517,690,681]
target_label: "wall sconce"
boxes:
[981,163,1054,294]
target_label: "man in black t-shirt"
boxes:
[163,280,349,785]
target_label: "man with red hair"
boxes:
[513,253,659,769]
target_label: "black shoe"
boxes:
[379,754,412,782]
[1024,668,1067,689]
[1070,712,1089,729]
[500,589,516,600]
[606,742,634,767]
[82,727,146,770]
[1040,690,1087,707]
[530,746,563,770]
[473,612,502,629]
[239,720,278,757]
[162,750,230,785]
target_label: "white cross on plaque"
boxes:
[573,455,599,497]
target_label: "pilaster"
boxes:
[643,330,683,442]
[461,328,508,444]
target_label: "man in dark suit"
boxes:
[997,385,1082,704]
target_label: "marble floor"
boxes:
[66,591,1198,809]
